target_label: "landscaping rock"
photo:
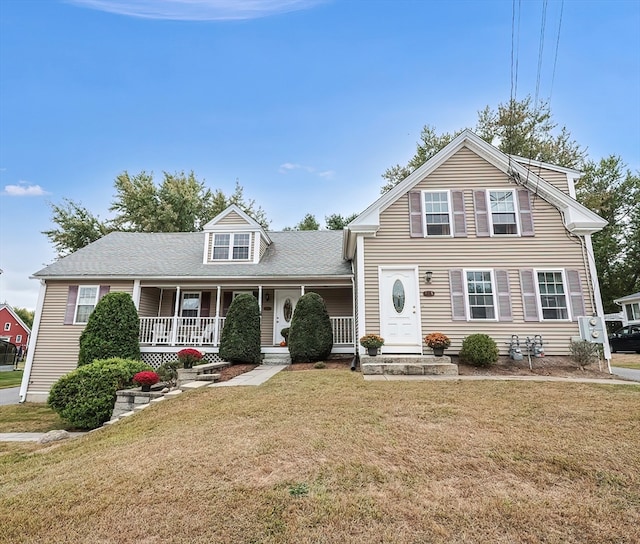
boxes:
[38,430,71,444]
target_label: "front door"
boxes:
[274,290,300,345]
[379,267,422,353]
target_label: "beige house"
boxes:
[21,130,610,402]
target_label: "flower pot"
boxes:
[367,347,379,356]
[141,384,151,392]
[432,347,444,357]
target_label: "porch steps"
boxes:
[361,355,458,376]
[195,373,221,382]
[262,353,292,366]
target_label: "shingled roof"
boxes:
[33,230,352,279]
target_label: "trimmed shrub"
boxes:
[48,358,151,429]
[78,292,141,366]
[288,292,333,363]
[459,333,499,367]
[569,339,601,368]
[219,293,261,364]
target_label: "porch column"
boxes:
[214,286,221,346]
[171,286,181,345]
[300,285,305,296]
[132,280,141,310]
[258,285,263,313]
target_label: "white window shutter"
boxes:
[451,190,467,237]
[520,269,540,321]
[566,269,586,321]
[518,189,535,236]
[495,270,512,321]
[473,190,490,237]
[408,191,423,237]
[449,269,466,320]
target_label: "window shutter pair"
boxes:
[63,285,111,325]
[449,269,512,321]
[473,189,535,237]
[520,269,585,322]
[408,190,467,237]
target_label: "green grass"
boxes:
[1,371,639,544]
[0,403,70,433]
[613,361,640,370]
[0,370,22,389]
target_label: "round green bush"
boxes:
[78,292,141,366]
[48,358,151,429]
[458,333,499,367]
[288,292,333,363]
[219,293,262,364]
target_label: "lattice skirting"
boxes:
[141,352,223,369]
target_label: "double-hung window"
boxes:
[489,190,518,235]
[423,191,451,236]
[626,302,640,322]
[466,270,496,319]
[212,233,251,261]
[3,323,9,331]
[75,286,99,324]
[181,292,201,318]
[537,271,568,320]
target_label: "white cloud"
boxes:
[66,0,327,21]
[278,162,334,179]
[3,182,48,197]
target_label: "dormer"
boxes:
[202,205,272,264]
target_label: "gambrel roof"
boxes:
[343,130,607,258]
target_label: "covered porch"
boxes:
[136,281,355,360]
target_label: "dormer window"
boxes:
[212,233,251,261]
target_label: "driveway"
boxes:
[0,387,20,406]
[611,366,640,383]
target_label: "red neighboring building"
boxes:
[0,304,31,351]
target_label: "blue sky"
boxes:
[1,0,639,310]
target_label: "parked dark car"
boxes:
[608,325,640,353]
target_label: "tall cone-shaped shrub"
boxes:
[288,292,333,363]
[78,292,141,366]
[219,293,261,364]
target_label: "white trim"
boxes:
[421,189,453,237]
[463,269,498,322]
[20,281,46,402]
[132,279,141,310]
[486,189,520,237]
[533,268,571,322]
[584,235,612,366]
[3,323,9,331]
[202,232,210,264]
[74,285,100,324]
[356,234,366,354]
[253,231,261,263]
[210,232,251,262]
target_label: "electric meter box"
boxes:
[578,316,605,344]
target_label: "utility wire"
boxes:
[549,0,564,101]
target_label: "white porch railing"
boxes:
[139,316,354,347]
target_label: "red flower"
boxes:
[133,371,160,386]
[177,348,204,361]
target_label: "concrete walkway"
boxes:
[0,364,289,442]
[0,386,20,406]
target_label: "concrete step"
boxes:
[195,373,221,382]
[262,354,292,365]
[361,354,458,376]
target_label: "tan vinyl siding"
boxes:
[138,288,160,317]
[527,164,571,194]
[216,210,250,225]
[27,281,134,399]
[261,289,275,345]
[363,147,592,355]
[307,288,353,316]
[259,236,268,260]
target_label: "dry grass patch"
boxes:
[0,403,70,433]
[1,370,638,543]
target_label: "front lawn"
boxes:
[1,371,638,543]
[0,370,22,389]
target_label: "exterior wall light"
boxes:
[425,271,433,284]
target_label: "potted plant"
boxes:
[280,327,290,347]
[133,370,160,392]
[177,347,204,369]
[360,334,384,356]
[424,332,451,357]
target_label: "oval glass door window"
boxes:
[392,280,405,313]
[283,299,293,322]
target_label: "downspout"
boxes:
[19,280,46,403]
[350,262,359,371]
